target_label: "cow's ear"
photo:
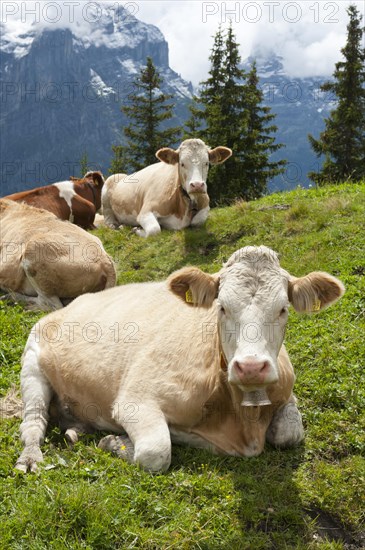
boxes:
[156,148,179,165]
[168,267,219,308]
[288,272,345,313]
[208,147,232,165]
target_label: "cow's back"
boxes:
[4,186,65,219]
[36,282,219,427]
[106,163,179,221]
[0,199,116,297]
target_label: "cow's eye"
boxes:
[181,162,185,168]
[219,306,226,315]
[280,307,288,317]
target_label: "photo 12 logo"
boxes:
[1,1,139,25]
[201,2,340,24]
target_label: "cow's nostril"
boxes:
[234,361,244,374]
[260,362,269,373]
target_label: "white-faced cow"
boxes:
[12,246,344,473]
[0,199,116,311]
[4,171,104,230]
[102,139,232,237]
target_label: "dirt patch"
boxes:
[307,507,365,549]
[351,265,365,276]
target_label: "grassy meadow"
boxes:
[0,182,364,549]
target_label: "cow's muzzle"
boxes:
[189,181,206,193]
[230,355,277,387]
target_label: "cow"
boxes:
[102,139,232,237]
[0,199,116,311]
[3,171,104,230]
[12,245,344,473]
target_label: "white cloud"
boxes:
[1,0,363,83]
[136,0,362,83]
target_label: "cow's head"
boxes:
[168,246,344,395]
[156,139,232,196]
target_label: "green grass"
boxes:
[1,182,364,549]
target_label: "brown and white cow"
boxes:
[102,139,232,237]
[13,246,344,473]
[0,199,116,311]
[4,171,104,230]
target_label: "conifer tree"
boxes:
[185,25,225,143]
[186,23,286,203]
[237,61,287,199]
[79,152,89,176]
[308,4,365,184]
[216,23,247,202]
[110,57,181,173]
[109,145,126,175]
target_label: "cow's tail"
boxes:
[0,385,23,420]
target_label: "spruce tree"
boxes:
[79,152,89,176]
[185,25,225,143]
[237,61,287,199]
[186,23,286,203]
[308,4,365,184]
[216,23,247,202]
[186,23,246,203]
[109,145,126,175]
[111,57,181,173]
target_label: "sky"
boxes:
[1,1,364,85]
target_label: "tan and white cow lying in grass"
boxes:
[13,246,344,473]
[0,199,116,311]
[102,139,232,237]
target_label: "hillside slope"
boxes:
[0,183,364,548]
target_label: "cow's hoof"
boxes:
[98,434,134,462]
[64,428,79,445]
[15,444,43,473]
[132,226,143,236]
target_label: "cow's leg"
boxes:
[266,397,304,448]
[190,206,210,227]
[72,196,96,230]
[102,190,120,229]
[103,210,120,229]
[100,401,171,472]
[135,212,161,238]
[125,405,171,471]
[48,397,91,445]
[15,333,53,473]
[21,257,63,311]
[0,290,62,312]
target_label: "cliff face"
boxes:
[0,7,192,193]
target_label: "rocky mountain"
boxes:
[244,55,335,191]
[0,6,192,194]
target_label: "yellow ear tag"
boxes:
[312,299,321,312]
[185,289,194,303]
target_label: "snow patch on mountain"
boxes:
[90,70,115,97]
